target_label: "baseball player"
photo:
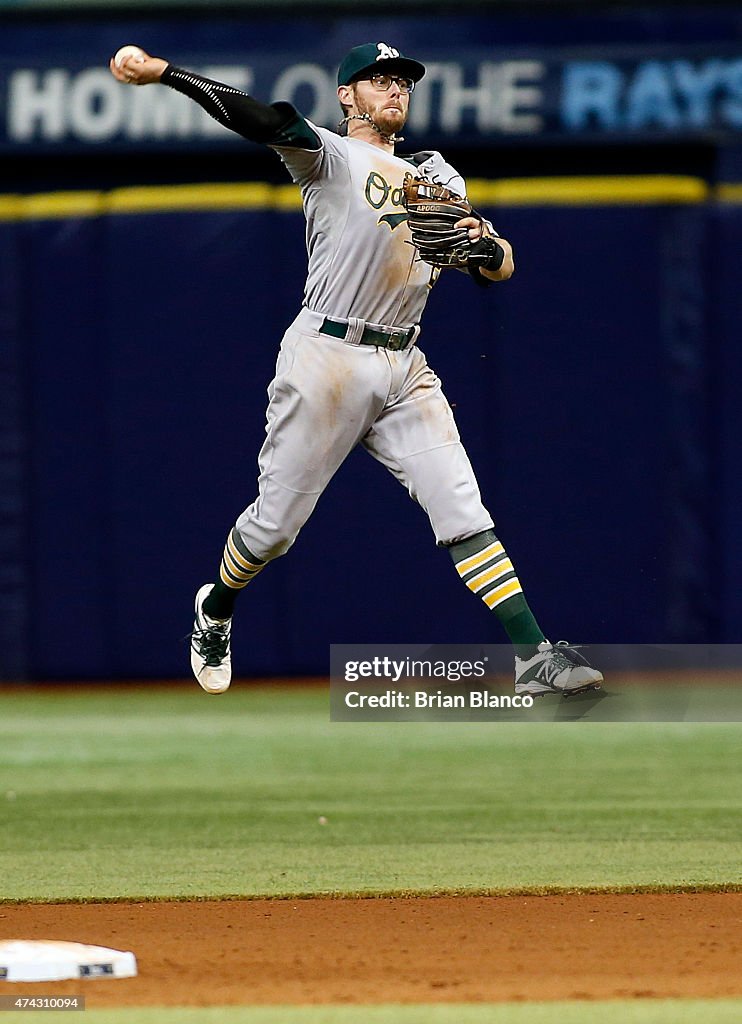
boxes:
[110,42,602,698]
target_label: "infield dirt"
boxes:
[0,892,740,1006]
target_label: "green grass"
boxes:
[0,685,740,900]
[6,1000,742,1024]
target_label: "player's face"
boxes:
[350,77,410,133]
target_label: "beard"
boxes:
[354,90,407,137]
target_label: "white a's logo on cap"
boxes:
[376,43,400,61]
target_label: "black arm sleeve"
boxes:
[160,65,321,149]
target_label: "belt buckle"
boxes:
[387,329,406,351]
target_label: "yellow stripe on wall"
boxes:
[0,192,106,220]
[2,176,742,223]
[467,175,710,206]
[106,182,302,214]
[716,183,742,204]
[0,197,20,220]
[23,191,106,219]
[0,182,303,221]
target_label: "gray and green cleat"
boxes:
[514,640,603,697]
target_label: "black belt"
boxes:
[319,317,416,352]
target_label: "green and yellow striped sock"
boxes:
[448,530,545,658]
[202,528,266,620]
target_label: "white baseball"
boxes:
[114,45,145,68]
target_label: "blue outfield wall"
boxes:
[710,199,742,646]
[0,209,28,679]
[1,184,738,679]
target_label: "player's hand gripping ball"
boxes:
[113,45,145,68]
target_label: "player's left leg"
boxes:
[362,355,543,654]
[363,346,602,696]
[447,529,602,695]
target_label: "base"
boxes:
[0,941,137,982]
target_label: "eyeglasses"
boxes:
[367,73,416,94]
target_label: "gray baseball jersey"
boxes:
[273,125,436,327]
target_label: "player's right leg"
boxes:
[189,531,264,695]
[189,315,392,693]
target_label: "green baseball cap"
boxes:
[337,42,426,88]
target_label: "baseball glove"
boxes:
[402,175,505,280]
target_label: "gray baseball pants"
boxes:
[235,307,494,561]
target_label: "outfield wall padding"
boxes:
[0,186,737,679]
